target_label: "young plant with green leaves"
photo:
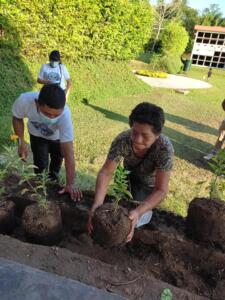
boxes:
[0,145,22,176]
[19,171,50,209]
[108,165,133,211]
[0,145,24,198]
[207,150,225,200]
[0,145,49,208]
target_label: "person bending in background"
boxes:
[204,98,225,160]
[12,85,81,200]
[37,50,72,100]
[88,102,174,242]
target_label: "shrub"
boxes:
[161,21,189,57]
[0,0,153,61]
[136,69,168,78]
[160,54,183,74]
[148,53,182,74]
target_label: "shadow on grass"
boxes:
[0,16,35,148]
[163,127,212,171]
[82,98,128,123]
[166,113,218,136]
[82,99,212,170]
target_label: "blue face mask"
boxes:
[39,111,61,125]
[50,61,59,68]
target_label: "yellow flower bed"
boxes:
[136,69,168,78]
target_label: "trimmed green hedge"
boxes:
[0,0,153,61]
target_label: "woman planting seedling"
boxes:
[92,165,133,247]
[88,102,174,244]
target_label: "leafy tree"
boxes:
[179,1,199,38]
[199,4,225,26]
[177,0,199,52]
[150,0,183,52]
[161,21,189,56]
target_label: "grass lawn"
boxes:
[72,65,225,216]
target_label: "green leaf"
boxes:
[161,288,173,300]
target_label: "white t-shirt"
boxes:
[12,92,74,142]
[38,63,70,90]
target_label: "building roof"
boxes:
[194,25,225,34]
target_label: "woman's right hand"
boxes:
[87,210,94,235]
[87,204,101,235]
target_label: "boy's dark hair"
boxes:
[222,99,225,111]
[129,102,165,134]
[49,50,61,62]
[38,85,66,109]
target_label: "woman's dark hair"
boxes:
[222,99,225,111]
[129,102,165,134]
[49,50,61,62]
[38,85,66,109]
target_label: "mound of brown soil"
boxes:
[92,203,131,247]
[22,202,62,245]
[0,200,15,234]
[186,197,225,250]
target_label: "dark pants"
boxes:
[30,134,63,180]
[129,174,153,202]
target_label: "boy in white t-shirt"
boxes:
[37,50,72,99]
[12,85,81,200]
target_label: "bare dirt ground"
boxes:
[1,186,225,299]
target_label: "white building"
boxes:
[191,25,225,69]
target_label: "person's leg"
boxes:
[204,120,225,160]
[215,120,225,150]
[49,139,63,181]
[30,134,49,173]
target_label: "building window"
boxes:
[212,33,218,39]
[204,32,211,38]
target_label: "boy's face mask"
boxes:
[39,111,61,125]
[50,61,59,68]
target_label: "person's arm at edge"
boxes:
[127,170,171,242]
[87,159,118,234]
[91,159,118,212]
[12,116,28,160]
[59,141,82,200]
[37,78,52,85]
[65,79,72,100]
[37,64,51,85]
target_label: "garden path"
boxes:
[136,73,212,89]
